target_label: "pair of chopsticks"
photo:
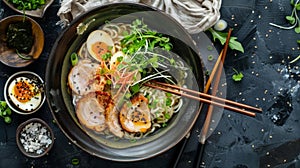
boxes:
[144,81,261,117]
[144,29,262,118]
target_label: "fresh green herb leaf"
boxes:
[296,3,300,10]
[208,28,244,53]
[166,97,172,106]
[295,26,300,33]
[101,52,112,60]
[117,56,123,62]
[286,16,296,24]
[164,113,171,119]
[166,92,172,97]
[229,37,244,53]
[232,68,244,82]
[130,84,140,95]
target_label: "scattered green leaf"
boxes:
[0,101,12,124]
[232,68,244,82]
[207,28,244,53]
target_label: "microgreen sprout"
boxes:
[269,0,300,31]
[121,19,173,55]
[269,0,300,63]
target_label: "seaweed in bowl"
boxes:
[6,19,34,56]
[0,15,44,67]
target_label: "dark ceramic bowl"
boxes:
[3,0,54,18]
[16,118,54,158]
[45,3,205,161]
[0,15,44,67]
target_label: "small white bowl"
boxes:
[4,71,45,115]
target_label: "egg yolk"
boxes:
[92,42,109,60]
[13,80,36,103]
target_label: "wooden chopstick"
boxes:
[151,81,262,112]
[143,82,259,117]
[199,28,233,144]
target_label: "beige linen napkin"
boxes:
[57,0,222,34]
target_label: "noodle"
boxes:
[68,20,186,141]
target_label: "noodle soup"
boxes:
[66,19,193,143]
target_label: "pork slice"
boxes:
[105,102,124,138]
[68,59,105,95]
[76,93,107,132]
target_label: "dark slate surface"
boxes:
[0,0,299,168]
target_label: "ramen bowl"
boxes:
[45,3,205,161]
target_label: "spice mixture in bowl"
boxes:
[16,118,54,158]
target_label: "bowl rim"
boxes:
[4,71,46,115]
[45,2,206,162]
[0,15,45,68]
[16,117,55,158]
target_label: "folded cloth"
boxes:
[57,0,222,34]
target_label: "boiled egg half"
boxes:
[4,71,45,114]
